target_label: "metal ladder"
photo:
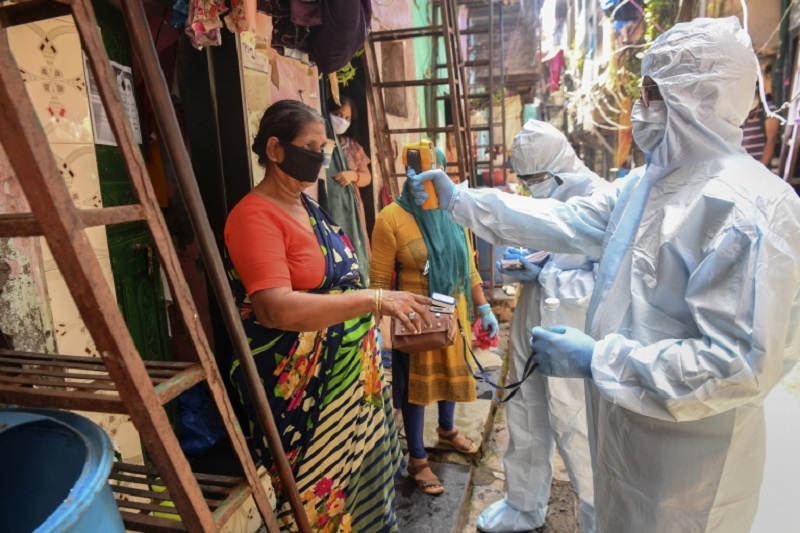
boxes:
[364,0,475,199]
[0,0,309,530]
[458,0,509,185]
[457,0,511,297]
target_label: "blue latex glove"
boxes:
[530,326,595,378]
[407,168,455,209]
[477,303,499,339]
[497,249,542,282]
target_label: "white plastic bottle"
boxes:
[541,297,561,331]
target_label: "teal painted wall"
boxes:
[412,0,430,130]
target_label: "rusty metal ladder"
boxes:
[458,0,509,184]
[0,0,309,531]
[457,0,512,300]
[364,0,476,199]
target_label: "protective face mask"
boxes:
[631,99,667,154]
[277,142,325,183]
[330,114,351,135]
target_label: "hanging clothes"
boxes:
[185,0,248,49]
[256,0,312,55]
[185,0,227,49]
[317,134,372,284]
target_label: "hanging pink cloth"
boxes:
[224,0,249,33]
[546,49,565,92]
[185,0,227,49]
[186,0,249,49]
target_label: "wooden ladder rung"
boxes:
[118,511,188,532]
[0,0,72,28]
[437,93,491,101]
[211,481,253,526]
[375,78,456,88]
[461,59,493,68]
[111,463,255,532]
[437,59,490,69]
[0,206,147,237]
[471,124,506,131]
[458,27,491,36]
[113,463,245,491]
[384,125,461,135]
[369,26,446,42]
[0,349,205,413]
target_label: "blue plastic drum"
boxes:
[0,408,125,532]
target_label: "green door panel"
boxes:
[91,1,177,439]
[91,2,172,365]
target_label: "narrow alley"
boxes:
[1,1,800,532]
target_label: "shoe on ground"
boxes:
[477,498,546,533]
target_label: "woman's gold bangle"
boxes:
[376,288,383,317]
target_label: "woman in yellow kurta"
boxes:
[370,152,499,496]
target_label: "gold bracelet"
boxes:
[377,288,383,317]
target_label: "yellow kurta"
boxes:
[370,202,481,405]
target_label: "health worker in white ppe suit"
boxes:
[477,121,602,533]
[408,17,800,533]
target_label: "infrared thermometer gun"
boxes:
[403,141,439,210]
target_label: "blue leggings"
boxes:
[402,400,455,459]
[392,349,456,459]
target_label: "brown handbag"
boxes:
[392,308,457,353]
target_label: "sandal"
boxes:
[407,460,444,495]
[436,427,480,454]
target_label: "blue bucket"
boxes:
[0,408,125,533]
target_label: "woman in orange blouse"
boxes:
[225,100,431,531]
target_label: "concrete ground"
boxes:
[391,315,581,533]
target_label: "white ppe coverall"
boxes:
[452,17,800,532]
[478,120,601,533]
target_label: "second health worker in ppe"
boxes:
[477,120,600,533]
[410,17,800,533]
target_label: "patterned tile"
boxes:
[39,143,110,281]
[79,411,144,466]
[7,14,143,465]
[50,142,102,208]
[7,16,93,144]
[44,269,99,357]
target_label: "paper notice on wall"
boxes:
[83,54,142,146]
[240,31,269,73]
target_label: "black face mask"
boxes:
[277,141,325,183]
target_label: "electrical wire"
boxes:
[564,76,631,132]
[740,0,800,124]
[614,41,650,55]
[588,91,630,130]
[755,0,798,55]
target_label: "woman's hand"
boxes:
[381,291,432,334]
[334,170,359,186]
[477,303,499,338]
